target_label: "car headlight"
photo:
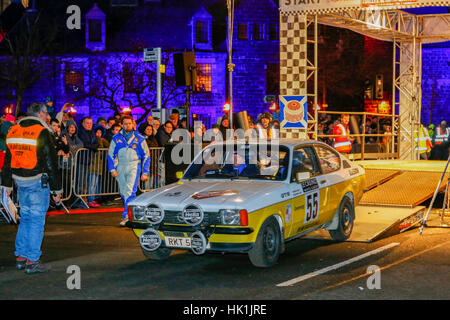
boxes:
[220,209,241,225]
[132,206,146,221]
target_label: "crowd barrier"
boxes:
[0,146,165,220]
[66,147,165,207]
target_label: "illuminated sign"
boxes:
[279,95,307,129]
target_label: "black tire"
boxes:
[248,216,282,268]
[329,196,354,241]
[142,247,172,260]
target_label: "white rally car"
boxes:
[127,139,366,267]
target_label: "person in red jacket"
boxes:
[333,113,354,154]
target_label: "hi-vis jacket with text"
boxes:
[332,122,352,153]
[1,116,62,194]
[434,126,450,146]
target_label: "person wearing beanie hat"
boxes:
[96,117,107,128]
[255,112,277,139]
[44,97,56,118]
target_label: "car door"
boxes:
[287,146,322,238]
[312,144,343,224]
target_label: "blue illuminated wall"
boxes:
[421,43,450,125]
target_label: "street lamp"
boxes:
[226,0,235,129]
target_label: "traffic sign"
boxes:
[143,48,160,62]
[264,95,276,103]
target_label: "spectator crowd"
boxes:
[0,100,282,215]
[1,99,449,220]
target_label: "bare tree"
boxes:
[0,11,59,117]
[85,50,185,124]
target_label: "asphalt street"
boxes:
[0,210,449,300]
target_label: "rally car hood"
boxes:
[129,179,290,212]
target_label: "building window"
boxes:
[266,63,279,95]
[88,20,102,42]
[269,23,279,40]
[110,0,138,6]
[237,23,248,40]
[65,63,84,94]
[195,21,208,44]
[123,62,143,94]
[196,63,211,93]
[253,23,264,41]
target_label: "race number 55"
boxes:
[305,191,319,224]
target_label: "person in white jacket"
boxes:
[108,116,150,226]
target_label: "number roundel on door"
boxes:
[304,191,320,224]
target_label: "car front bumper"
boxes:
[127,221,255,253]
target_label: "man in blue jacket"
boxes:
[108,116,150,226]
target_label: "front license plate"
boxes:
[165,236,191,248]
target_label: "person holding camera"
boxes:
[1,102,62,274]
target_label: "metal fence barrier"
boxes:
[139,147,165,192]
[70,147,165,207]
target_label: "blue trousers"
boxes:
[15,177,50,262]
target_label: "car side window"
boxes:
[291,147,320,182]
[314,145,341,174]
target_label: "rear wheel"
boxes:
[142,247,172,260]
[248,216,282,267]
[329,196,354,241]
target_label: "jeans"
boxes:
[14,177,50,262]
[87,174,101,203]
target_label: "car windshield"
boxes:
[183,143,289,181]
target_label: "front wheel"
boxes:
[329,196,354,241]
[248,216,282,268]
[142,247,172,260]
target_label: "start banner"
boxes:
[281,0,449,13]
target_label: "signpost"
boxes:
[144,47,162,113]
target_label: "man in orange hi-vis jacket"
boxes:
[2,102,62,274]
[332,113,354,154]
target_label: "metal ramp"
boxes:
[360,171,446,207]
[304,160,448,243]
[364,169,400,191]
[304,206,426,243]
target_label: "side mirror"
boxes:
[176,171,184,179]
[295,171,311,183]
